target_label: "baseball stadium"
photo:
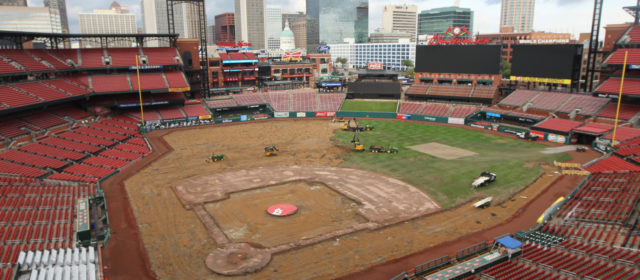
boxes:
[1,2,640,280]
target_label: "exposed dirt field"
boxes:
[99,119,602,280]
[205,181,367,247]
[408,142,478,160]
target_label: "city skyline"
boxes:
[22,0,634,39]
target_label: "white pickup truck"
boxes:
[472,172,497,188]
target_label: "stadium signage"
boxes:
[218,41,252,48]
[321,82,342,87]
[518,39,570,44]
[315,111,336,117]
[317,45,331,52]
[368,62,384,70]
[283,51,303,61]
[509,76,571,85]
[428,26,490,45]
[129,65,163,70]
[486,112,501,118]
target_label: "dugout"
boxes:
[530,118,583,144]
[571,123,613,145]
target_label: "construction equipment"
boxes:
[369,145,399,154]
[351,131,365,152]
[265,145,279,156]
[341,117,371,132]
[206,153,225,163]
[516,131,538,141]
[472,172,497,189]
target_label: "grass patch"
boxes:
[340,100,398,113]
[334,120,571,208]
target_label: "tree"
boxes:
[406,67,414,78]
[402,59,414,68]
[335,57,349,69]
[501,59,511,79]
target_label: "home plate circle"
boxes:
[267,204,298,217]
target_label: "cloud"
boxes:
[485,0,500,4]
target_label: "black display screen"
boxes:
[415,45,501,74]
[511,44,582,79]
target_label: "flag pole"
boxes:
[136,55,145,127]
[611,50,628,148]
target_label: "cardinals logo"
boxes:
[445,26,469,38]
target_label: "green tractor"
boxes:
[206,153,225,163]
[364,124,375,131]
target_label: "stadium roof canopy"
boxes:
[0,30,179,48]
[532,118,583,134]
[572,123,613,136]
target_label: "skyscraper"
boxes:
[306,0,368,48]
[0,0,26,6]
[500,0,535,33]
[355,2,368,43]
[282,11,306,30]
[0,6,61,33]
[141,0,203,40]
[214,13,235,44]
[266,5,282,50]
[290,20,307,49]
[79,2,136,47]
[382,4,417,41]
[418,6,473,37]
[206,23,216,45]
[234,0,266,49]
[44,0,69,33]
[306,0,320,51]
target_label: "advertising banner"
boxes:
[315,111,336,117]
[240,115,248,121]
[186,116,198,121]
[198,115,212,120]
[222,119,233,123]
[297,112,306,118]
[448,118,465,125]
[396,113,411,120]
[274,112,289,118]
[253,114,269,120]
[529,130,545,139]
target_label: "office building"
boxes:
[369,31,412,43]
[418,6,473,37]
[79,3,136,47]
[44,0,69,33]
[266,5,282,50]
[214,13,235,44]
[0,0,26,6]
[382,4,417,41]
[306,0,320,51]
[142,0,204,46]
[328,42,415,70]
[355,2,368,43]
[500,0,535,33]
[0,6,61,33]
[290,20,307,49]
[207,23,216,45]
[282,11,306,30]
[307,0,368,48]
[235,0,266,49]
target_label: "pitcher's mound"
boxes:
[409,142,477,160]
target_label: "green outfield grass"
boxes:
[334,120,571,208]
[340,100,398,113]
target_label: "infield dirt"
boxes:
[100,119,596,280]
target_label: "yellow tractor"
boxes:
[341,117,367,132]
[351,131,365,152]
[265,145,279,156]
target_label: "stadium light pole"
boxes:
[611,50,628,148]
[135,55,145,127]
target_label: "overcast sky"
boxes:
[27,0,634,39]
